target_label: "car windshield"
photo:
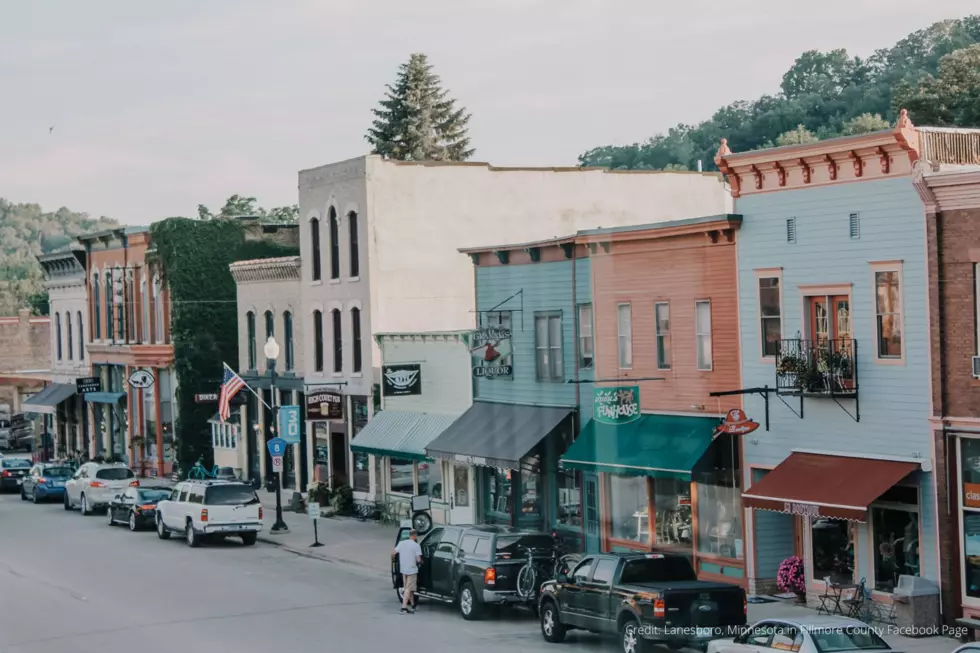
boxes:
[810,626,890,652]
[4,459,31,468]
[204,485,259,506]
[619,556,698,583]
[96,467,135,480]
[42,467,72,477]
[494,534,555,558]
[138,490,171,502]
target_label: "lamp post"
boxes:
[265,336,288,532]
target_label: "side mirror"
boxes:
[559,572,573,584]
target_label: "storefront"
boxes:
[956,435,980,615]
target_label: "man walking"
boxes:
[392,529,423,613]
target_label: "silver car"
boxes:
[64,462,139,515]
[707,616,893,653]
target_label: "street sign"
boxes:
[75,376,101,394]
[266,437,287,457]
[271,455,284,473]
[307,501,320,520]
[279,405,301,445]
[127,369,155,389]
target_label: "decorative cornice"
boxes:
[911,161,939,216]
[229,256,302,284]
[923,167,980,212]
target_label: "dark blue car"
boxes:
[0,458,32,492]
[21,463,73,502]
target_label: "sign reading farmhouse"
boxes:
[76,377,101,394]
[594,386,640,425]
[382,364,421,396]
[471,327,513,379]
[307,390,343,420]
[713,408,760,437]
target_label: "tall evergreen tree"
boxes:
[366,53,473,161]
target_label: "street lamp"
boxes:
[265,336,288,532]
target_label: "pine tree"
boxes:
[366,53,474,161]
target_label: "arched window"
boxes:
[140,274,149,343]
[310,218,322,281]
[329,207,340,280]
[66,312,73,360]
[331,308,343,373]
[92,273,101,340]
[246,311,257,370]
[284,311,294,372]
[351,308,362,373]
[313,310,324,372]
[264,310,274,340]
[77,311,84,360]
[55,313,63,361]
[153,275,164,344]
[105,273,114,342]
[348,211,360,278]
[125,269,135,342]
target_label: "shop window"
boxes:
[871,493,920,593]
[484,468,512,524]
[352,452,370,492]
[577,304,593,369]
[655,302,671,369]
[609,475,648,544]
[873,265,903,360]
[389,457,415,495]
[534,312,563,381]
[694,433,742,559]
[962,438,980,599]
[419,460,443,501]
[810,518,854,584]
[759,276,782,358]
[519,454,544,530]
[453,465,470,507]
[653,478,693,553]
[556,469,582,529]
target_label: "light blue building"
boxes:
[716,122,937,600]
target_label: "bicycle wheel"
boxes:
[517,564,536,599]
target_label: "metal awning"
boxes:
[22,383,77,415]
[83,391,126,405]
[350,410,460,462]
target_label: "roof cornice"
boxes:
[229,256,302,284]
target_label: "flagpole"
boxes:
[224,362,272,410]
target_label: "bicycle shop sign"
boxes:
[594,386,640,425]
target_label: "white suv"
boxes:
[156,480,263,547]
[64,462,138,515]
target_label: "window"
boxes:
[534,312,563,381]
[871,488,920,593]
[771,626,803,652]
[188,489,204,504]
[473,538,491,557]
[556,468,582,528]
[874,268,903,359]
[694,433,742,559]
[810,518,854,584]
[849,212,861,239]
[592,559,618,584]
[351,307,362,373]
[92,272,101,339]
[310,217,322,281]
[153,276,165,344]
[105,273,113,342]
[453,465,470,507]
[571,558,594,582]
[695,300,712,370]
[313,310,324,372]
[459,534,479,554]
[331,308,343,373]
[418,460,443,500]
[55,313,62,360]
[389,457,414,494]
[141,274,149,343]
[77,311,84,360]
[246,312,256,369]
[264,310,274,340]
[759,277,782,358]
[655,302,671,369]
[125,272,135,342]
[283,312,294,371]
[976,264,980,355]
[652,478,692,551]
[66,312,73,360]
[617,303,632,368]
[348,211,360,277]
[609,475,647,543]
[328,207,340,280]
[786,217,797,243]
[577,304,593,368]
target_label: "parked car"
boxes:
[155,480,262,547]
[0,457,32,492]
[64,462,138,515]
[707,616,893,653]
[538,551,746,652]
[390,523,557,620]
[954,645,980,653]
[20,463,73,502]
[107,486,172,531]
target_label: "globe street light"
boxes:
[265,336,288,532]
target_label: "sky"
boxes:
[0,1,976,224]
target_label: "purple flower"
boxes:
[777,556,806,593]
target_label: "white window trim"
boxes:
[617,303,633,370]
[755,268,783,363]
[870,261,905,365]
[654,301,671,370]
[695,299,713,372]
[577,303,594,370]
[534,312,564,382]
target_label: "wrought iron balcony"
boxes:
[775,338,858,397]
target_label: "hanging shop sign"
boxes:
[306,390,343,420]
[593,386,640,425]
[382,364,422,396]
[76,377,102,394]
[127,369,155,389]
[471,327,513,379]
[714,408,761,437]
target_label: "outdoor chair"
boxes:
[816,577,836,615]
[842,579,867,618]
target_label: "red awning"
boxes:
[742,452,919,522]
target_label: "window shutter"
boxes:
[849,213,860,239]
[786,217,797,244]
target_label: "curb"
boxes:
[256,533,389,578]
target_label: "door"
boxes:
[449,464,473,525]
[808,296,850,344]
[417,528,444,593]
[330,431,348,486]
[561,557,595,625]
[584,474,600,553]
[580,557,617,630]
[432,527,462,596]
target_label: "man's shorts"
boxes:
[403,574,418,592]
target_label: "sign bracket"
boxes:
[475,289,524,331]
[708,386,798,432]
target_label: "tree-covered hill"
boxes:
[578,16,980,171]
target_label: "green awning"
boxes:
[83,391,126,405]
[350,410,460,462]
[560,415,718,479]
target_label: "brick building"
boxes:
[0,309,51,413]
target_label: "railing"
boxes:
[775,338,857,396]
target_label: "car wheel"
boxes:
[156,515,171,540]
[540,600,567,643]
[64,493,72,511]
[185,522,199,548]
[458,581,483,621]
[620,618,648,653]
[31,488,39,504]
[107,507,115,526]
[80,494,91,516]
[241,532,257,546]
[20,487,27,500]
[129,512,139,531]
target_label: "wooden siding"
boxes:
[591,235,741,413]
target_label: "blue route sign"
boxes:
[279,405,301,445]
[267,437,287,457]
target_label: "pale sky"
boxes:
[0,1,975,224]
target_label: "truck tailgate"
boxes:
[660,584,745,628]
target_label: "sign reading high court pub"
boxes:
[307,390,343,420]
[471,327,513,379]
[594,386,640,425]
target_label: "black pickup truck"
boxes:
[538,552,746,652]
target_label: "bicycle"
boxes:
[188,457,218,480]
[516,545,539,600]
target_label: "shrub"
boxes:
[330,484,355,514]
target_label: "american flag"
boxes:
[218,363,247,422]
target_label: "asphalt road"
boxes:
[0,491,623,653]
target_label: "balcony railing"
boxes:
[775,338,858,396]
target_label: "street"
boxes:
[0,490,616,653]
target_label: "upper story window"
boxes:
[310,217,322,282]
[153,275,165,344]
[313,310,324,373]
[246,311,257,370]
[655,302,671,370]
[105,273,114,342]
[695,300,713,371]
[331,308,343,373]
[976,263,980,356]
[264,310,274,341]
[349,211,360,278]
[617,303,632,369]
[140,274,149,343]
[284,311,294,372]
[873,264,903,360]
[759,276,782,358]
[66,313,73,361]
[55,312,63,361]
[125,270,135,342]
[534,312,563,381]
[577,304,593,369]
[351,307,362,373]
[92,273,101,340]
[77,311,84,360]
[329,207,340,280]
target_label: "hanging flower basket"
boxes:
[777,556,807,603]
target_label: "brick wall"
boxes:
[0,309,51,372]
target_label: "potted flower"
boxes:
[776,355,805,388]
[777,556,807,603]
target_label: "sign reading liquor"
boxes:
[382,364,421,396]
[714,408,761,437]
[306,390,343,420]
[471,327,513,379]
[593,386,640,425]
